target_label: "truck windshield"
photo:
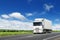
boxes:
[33,22,42,26]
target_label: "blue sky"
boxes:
[0,0,60,21]
[0,0,60,30]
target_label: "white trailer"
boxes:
[33,18,52,34]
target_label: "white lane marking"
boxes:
[43,35,60,40]
[19,33,60,39]
[20,33,52,39]
[19,34,43,39]
[21,34,48,38]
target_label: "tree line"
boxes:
[0,29,33,32]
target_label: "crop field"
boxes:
[52,30,60,32]
[0,30,33,37]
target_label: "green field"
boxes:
[0,32,32,36]
[0,30,33,37]
[52,30,60,32]
[0,30,60,37]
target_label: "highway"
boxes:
[0,32,60,40]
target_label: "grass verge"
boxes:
[52,30,60,32]
[0,30,33,37]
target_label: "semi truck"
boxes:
[33,18,52,34]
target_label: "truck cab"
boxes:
[33,22,43,33]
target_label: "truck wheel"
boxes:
[33,33,36,34]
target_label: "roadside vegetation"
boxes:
[0,29,33,37]
[1,30,60,37]
[52,30,60,32]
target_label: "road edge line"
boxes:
[43,35,60,40]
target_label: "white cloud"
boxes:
[52,19,60,30]
[38,4,54,15]
[1,12,27,21]
[26,13,33,16]
[44,4,54,11]
[0,12,33,30]
[9,12,27,20]
[0,18,33,30]
[1,14,10,19]
[52,24,60,30]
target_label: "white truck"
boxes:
[33,18,52,34]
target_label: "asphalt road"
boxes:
[0,32,60,40]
